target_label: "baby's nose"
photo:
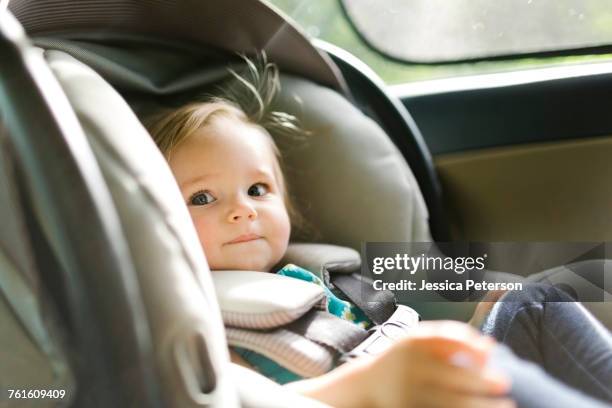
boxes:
[227,199,257,222]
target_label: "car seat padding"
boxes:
[45,48,241,407]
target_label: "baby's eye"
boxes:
[189,190,216,206]
[248,183,269,197]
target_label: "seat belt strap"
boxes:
[286,310,368,353]
[330,273,397,325]
[226,311,368,377]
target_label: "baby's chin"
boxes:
[214,264,267,272]
[208,250,278,272]
[203,238,288,272]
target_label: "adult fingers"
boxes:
[421,356,511,396]
[408,335,494,368]
[414,320,492,346]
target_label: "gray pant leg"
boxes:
[483,284,612,404]
[490,345,610,408]
[527,259,612,330]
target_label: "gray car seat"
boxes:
[1,0,611,406]
[45,47,335,408]
[1,8,333,407]
[0,2,435,405]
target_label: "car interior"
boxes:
[0,0,610,407]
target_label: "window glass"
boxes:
[267,0,612,84]
[343,0,612,63]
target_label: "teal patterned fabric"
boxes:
[233,264,371,384]
[232,346,303,384]
[277,264,370,329]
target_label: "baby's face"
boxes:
[168,116,291,271]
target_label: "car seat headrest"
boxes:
[272,76,432,248]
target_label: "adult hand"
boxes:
[365,320,515,408]
[287,320,515,408]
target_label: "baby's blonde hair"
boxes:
[147,54,304,230]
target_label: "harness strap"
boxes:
[286,310,368,353]
[226,326,334,378]
[226,311,367,377]
[331,273,397,325]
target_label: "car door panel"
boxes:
[397,69,612,242]
[434,135,612,241]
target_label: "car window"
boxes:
[267,0,612,84]
[343,0,612,63]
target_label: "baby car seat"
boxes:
[0,2,337,407]
[1,0,610,406]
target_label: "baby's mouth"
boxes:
[225,233,262,245]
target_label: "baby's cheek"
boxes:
[272,208,291,257]
[280,213,291,244]
[190,213,218,250]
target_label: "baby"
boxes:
[147,58,513,408]
[150,99,291,273]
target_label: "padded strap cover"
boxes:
[213,271,326,329]
[214,244,362,329]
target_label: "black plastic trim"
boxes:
[396,70,612,155]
